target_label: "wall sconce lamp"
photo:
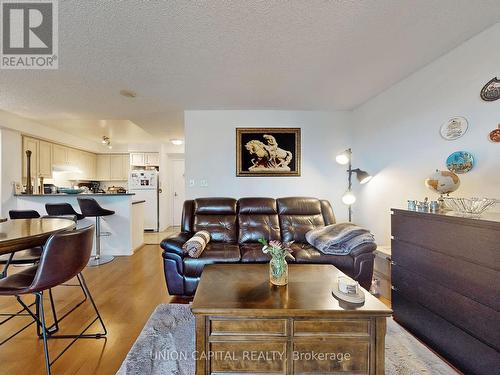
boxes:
[336,148,372,222]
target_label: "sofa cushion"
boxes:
[183,243,241,277]
[277,198,325,243]
[240,243,272,263]
[292,244,354,274]
[194,198,237,215]
[238,198,280,244]
[193,198,238,242]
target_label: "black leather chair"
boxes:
[0,226,107,375]
[45,203,85,221]
[8,210,40,219]
[77,198,115,266]
[0,210,42,279]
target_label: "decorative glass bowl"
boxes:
[443,197,498,215]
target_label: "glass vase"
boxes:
[269,257,288,286]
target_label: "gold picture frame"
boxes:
[236,128,301,177]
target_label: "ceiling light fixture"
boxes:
[119,89,137,98]
[101,135,112,149]
[170,139,183,146]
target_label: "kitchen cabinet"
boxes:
[97,154,129,181]
[38,141,53,178]
[80,152,97,180]
[130,153,144,166]
[110,155,123,180]
[145,153,159,166]
[129,152,159,167]
[52,144,67,165]
[97,155,111,180]
[21,135,127,183]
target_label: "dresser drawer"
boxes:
[209,341,287,374]
[373,271,391,301]
[374,253,391,277]
[393,265,500,350]
[210,318,287,336]
[293,340,370,374]
[391,212,500,269]
[294,319,370,337]
[392,239,500,310]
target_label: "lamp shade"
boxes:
[335,149,351,165]
[342,190,356,205]
[354,169,372,184]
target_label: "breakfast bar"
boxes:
[15,193,144,256]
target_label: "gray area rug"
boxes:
[117,304,457,375]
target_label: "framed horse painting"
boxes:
[236,128,301,177]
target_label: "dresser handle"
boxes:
[391,286,398,291]
[390,261,397,266]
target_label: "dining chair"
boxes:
[0,225,107,375]
[0,210,42,279]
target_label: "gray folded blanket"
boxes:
[305,223,375,255]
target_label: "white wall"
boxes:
[0,128,22,217]
[184,110,353,222]
[351,22,500,244]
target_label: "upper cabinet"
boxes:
[79,152,97,180]
[97,154,129,181]
[130,152,159,167]
[38,141,53,178]
[21,135,126,183]
[52,144,68,166]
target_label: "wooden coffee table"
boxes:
[192,264,392,375]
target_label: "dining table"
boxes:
[0,218,76,255]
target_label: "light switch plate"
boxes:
[189,179,195,187]
[200,179,208,187]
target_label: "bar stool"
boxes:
[77,198,115,266]
[0,226,107,375]
[45,203,85,221]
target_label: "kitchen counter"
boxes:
[15,193,135,196]
[16,193,144,256]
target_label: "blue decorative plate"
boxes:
[58,188,84,194]
[446,151,474,174]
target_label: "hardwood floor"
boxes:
[0,239,395,375]
[0,244,174,374]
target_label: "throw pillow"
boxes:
[182,230,211,258]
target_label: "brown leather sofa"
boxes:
[161,197,376,296]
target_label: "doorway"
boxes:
[172,159,185,226]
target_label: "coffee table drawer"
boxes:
[210,318,287,336]
[293,340,370,374]
[209,341,287,374]
[294,319,370,336]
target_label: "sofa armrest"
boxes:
[160,232,192,257]
[350,242,377,257]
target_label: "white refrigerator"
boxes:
[129,170,159,231]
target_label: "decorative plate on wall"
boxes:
[446,151,474,174]
[480,77,500,101]
[489,125,500,143]
[439,116,468,140]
